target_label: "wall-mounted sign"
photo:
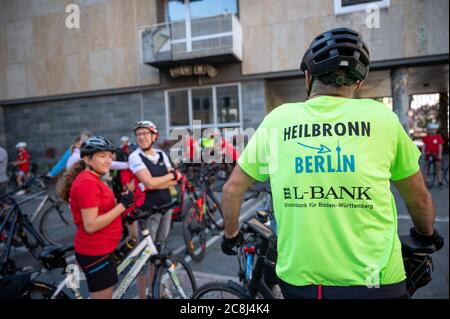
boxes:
[170,64,218,78]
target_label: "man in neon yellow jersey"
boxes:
[221,27,444,299]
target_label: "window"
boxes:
[166,83,242,137]
[167,0,238,22]
[168,91,189,126]
[168,0,186,22]
[190,0,238,19]
[216,85,239,123]
[334,0,390,15]
[192,88,213,124]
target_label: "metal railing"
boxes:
[141,14,243,65]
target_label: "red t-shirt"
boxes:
[183,136,198,161]
[221,139,240,162]
[17,149,30,173]
[69,170,122,256]
[423,134,444,155]
[119,169,146,214]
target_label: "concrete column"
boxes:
[0,106,6,147]
[391,68,410,132]
[439,92,449,152]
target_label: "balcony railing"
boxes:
[140,14,243,67]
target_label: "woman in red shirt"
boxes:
[57,136,134,299]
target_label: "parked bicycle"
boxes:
[180,163,225,262]
[193,204,440,299]
[14,201,197,299]
[421,153,446,188]
[1,176,74,247]
[193,210,277,299]
[0,187,51,275]
[0,201,198,299]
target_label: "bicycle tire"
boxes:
[28,281,69,299]
[205,191,224,231]
[152,256,197,299]
[39,203,75,246]
[192,282,247,299]
[182,202,207,262]
[424,161,436,189]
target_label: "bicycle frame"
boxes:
[171,175,196,221]
[14,191,49,223]
[427,154,436,175]
[53,220,188,299]
[0,203,47,267]
[112,228,158,299]
[1,177,57,224]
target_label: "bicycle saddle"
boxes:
[39,244,74,269]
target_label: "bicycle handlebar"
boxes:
[400,235,437,255]
[124,200,179,223]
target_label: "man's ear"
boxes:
[305,70,312,89]
[355,80,365,92]
[82,156,90,166]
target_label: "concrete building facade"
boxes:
[0,0,448,165]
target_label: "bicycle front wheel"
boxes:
[205,191,224,231]
[422,160,436,189]
[425,171,436,188]
[193,282,246,299]
[182,202,207,262]
[39,203,75,246]
[152,256,197,299]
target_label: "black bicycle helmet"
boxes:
[80,136,116,157]
[301,27,370,85]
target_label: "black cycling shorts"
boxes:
[75,252,118,293]
[278,278,409,299]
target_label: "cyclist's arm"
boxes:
[222,165,255,238]
[13,159,27,165]
[111,161,129,170]
[48,148,71,177]
[134,168,177,190]
[81,204,126,234]
[393,171,435,236]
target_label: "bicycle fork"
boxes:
[164,258,188,299]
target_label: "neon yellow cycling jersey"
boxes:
[238,96,421,286]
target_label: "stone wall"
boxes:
[1,0,448,101]
[240,0,449,75]
[0,0,160,101]
[2,92,144,166]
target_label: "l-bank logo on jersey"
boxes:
[283,121,374,210]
